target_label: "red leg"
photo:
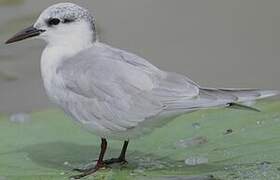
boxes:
[71,138,108,179]
[104,140,129,165]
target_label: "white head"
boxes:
[6,3,96,48]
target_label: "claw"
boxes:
[121,160,128,165]
[72,159,100,173]
[70,140,129,179]
[104,158,128,165]
[70,161,107,179]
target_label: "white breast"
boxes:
[41,46,67,104]
[41,40,93,102]
[40,44,115,138]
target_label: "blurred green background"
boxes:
[0,1,280,180]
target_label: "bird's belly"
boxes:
[43,80,118,136]
[42,76,192,140]
[44,84,112,136]
[42,75,66,105]
[44,80,191,140]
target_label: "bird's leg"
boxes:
[104,140,129,165]
[71,138,108,179]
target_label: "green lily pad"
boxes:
[0,100,280,179]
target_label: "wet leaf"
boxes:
[0,100,279,179]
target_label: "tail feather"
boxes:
[227,102,261,112]
[199,88,279,111]
[165,88,278,112]
[256,90,280,99]
[218,88,279,102]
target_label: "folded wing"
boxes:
[58,43,200,131]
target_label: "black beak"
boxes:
[5,25,45,44]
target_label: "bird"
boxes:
[5,2,279,179]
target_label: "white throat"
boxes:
[40,21,95,100]
[41,20,95,68]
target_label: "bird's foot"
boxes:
[72,159,98,173]
[71,161,108,179]
[71,157,127,179]
[104,157,128,165]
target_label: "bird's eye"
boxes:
[47,18,61,26]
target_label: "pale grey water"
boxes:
[0,0,279,113]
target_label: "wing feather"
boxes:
[58,43,199,131]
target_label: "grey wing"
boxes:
[58,44,200,132]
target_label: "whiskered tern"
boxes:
[6,3,279,179]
